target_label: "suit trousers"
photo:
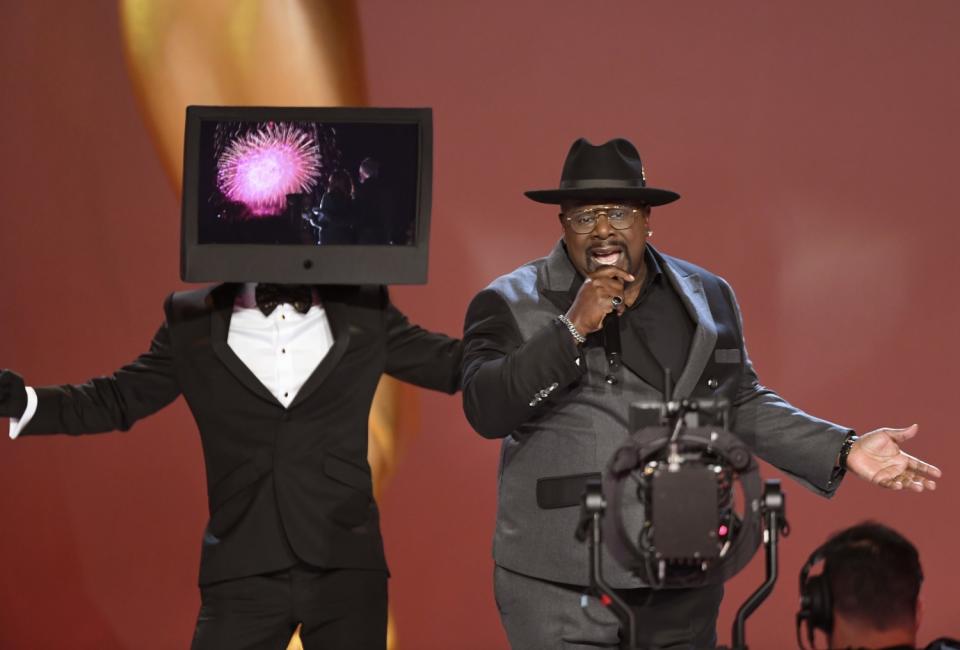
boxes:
[191,563,388,650]
[494,565,723,650]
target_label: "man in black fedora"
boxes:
[461,137,941,648]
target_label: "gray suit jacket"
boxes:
[462,241,849,587]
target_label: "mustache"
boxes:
[587,243,625,255]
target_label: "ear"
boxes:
[915,596,924,631]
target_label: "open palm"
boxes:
[846,424,941,492]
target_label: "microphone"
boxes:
[602,312,621,383]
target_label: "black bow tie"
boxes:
[254,284,314,316]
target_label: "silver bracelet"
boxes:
[557,314,586,344]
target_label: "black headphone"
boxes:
[796,540,835,650]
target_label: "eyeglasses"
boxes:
[562,205,645,234]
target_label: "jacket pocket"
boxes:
[536,472,601,509]
[714,348,741,364]
[323,454,372,491]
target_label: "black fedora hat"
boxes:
[524,138,680,206]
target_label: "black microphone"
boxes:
[602,312,621,383]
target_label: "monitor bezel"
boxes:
[181,105,433,285]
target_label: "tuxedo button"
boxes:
[707,378,719,389]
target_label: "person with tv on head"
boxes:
[460,137,942,648]
[1,283,459,649]
[798,521,959,650]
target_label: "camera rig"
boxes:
[575,390,789,650]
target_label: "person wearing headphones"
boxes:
[798,521,958,650]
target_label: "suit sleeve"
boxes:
[382,288,462,394]
[461,288,584,439]
[722,279,850,497]
[20,297,183,436]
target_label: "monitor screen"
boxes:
[181,106,432,284]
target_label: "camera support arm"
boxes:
[730,479,789,650]
[576,480,637,649]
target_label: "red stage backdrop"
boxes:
[1,2,958,648]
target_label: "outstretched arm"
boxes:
[722,278,853,496]
[383,289,463,395]
[7,318,182,437]
[721,279,942,495]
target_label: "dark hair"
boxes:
[823,522,922,630]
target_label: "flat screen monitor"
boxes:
[181,106,432,284]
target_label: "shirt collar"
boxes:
[644,246,665,287]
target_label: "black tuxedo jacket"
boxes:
[22,283,461,585]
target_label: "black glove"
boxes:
[0,369,28,419]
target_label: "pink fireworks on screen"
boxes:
[217,122,322,216]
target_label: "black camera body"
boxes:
[603,397,763,587]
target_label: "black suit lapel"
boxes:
[288,289,352,409]
[208,284,285,407]
[539,240,581,313]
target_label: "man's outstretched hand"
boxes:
[846,424,942,492]
[0,369,27,419]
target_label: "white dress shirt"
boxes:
[9,283,333,438]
